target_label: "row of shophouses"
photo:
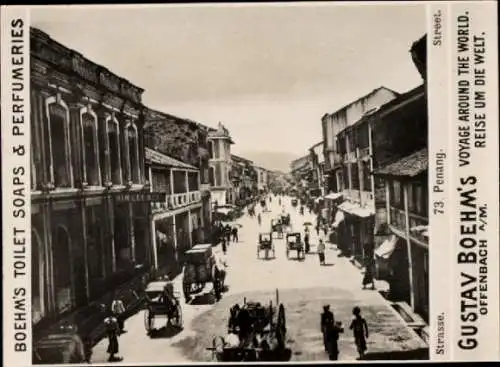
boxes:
[291,34,429,322]
[30,27,272,335]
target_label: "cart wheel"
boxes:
[172,302,183,328]
[212,336,225,361]
[144,308,154,333]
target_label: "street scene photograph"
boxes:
[29,3,429,364]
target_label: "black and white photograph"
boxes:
[1,1,499,366]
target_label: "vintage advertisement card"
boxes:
[1,2,498,365]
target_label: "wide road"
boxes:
[91,196,428,364]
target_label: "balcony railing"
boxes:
[409,213,429,244]
[359,147,370,159]
[389,206,429,244]
[347,151,357,163]
[390,206,406,232]
[151,190,202,213]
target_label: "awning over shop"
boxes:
[332,210,345,228]
[338,201,374,218]
[375,235,398,259]
[325,192,342,200]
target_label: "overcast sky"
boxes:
[31,3,426,156]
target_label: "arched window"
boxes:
[82,109,100,186]
[107,117,122,185]
[46,97,72,188]
[53,226,72,312]
[126,123,140,184]
[32,229,44,323]
[209,166,215,187]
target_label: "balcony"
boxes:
[390,206,406,232]
[346,151,357,163]
[359,147,370,160]
[409,213,428,245]
[151,190,202,214]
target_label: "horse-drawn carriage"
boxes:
[183,244,225,303]
[144,279,183,334]
[285,233,304,260]
[257,233,275,259]
[207,289,287,362]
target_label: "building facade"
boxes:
[31,28,153,333]
[207,122,234,207]
[146,148,204,278]
[255,166,269,193]
[309,142,325,197]
[322,87,398,196]
[230,154,258,204]
[143,108,213,242]
[374,149,428,322]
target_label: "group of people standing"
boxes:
[320,304,370,360]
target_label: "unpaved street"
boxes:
[91,196,427,364]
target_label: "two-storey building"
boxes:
[322,87,398,196]
[31,28,154,334]
[207,122,234,208]
[231,154,257,205]
[372,34,428,322]
[143,108,213,244]
[374,149,428,321]
[145,148,203,278]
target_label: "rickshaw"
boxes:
[183,244,224,303]
[144,279,183,334]
[270,219,284,239]
[257,232,275,259]
[206,289,287,362]
[285,233,304,260]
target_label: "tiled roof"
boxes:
[145,147,198,170]
[374,148,428,178]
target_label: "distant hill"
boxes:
[237,151,299,172]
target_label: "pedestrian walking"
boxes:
[317,239,326,265]
[315,224,320,236]
[362,254,376,290]
[257,213,262,226]
[349,306,369,359]
[231,227,239,242]
[320,305,344,360]
[222,237,227,254]
[304,232,310,253]
[111,293,126,333]
[103,312,122,362]
[225,224,231,243]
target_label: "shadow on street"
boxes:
[190,293,218,305]
[361,347,429,360]
[148,324,183,339]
